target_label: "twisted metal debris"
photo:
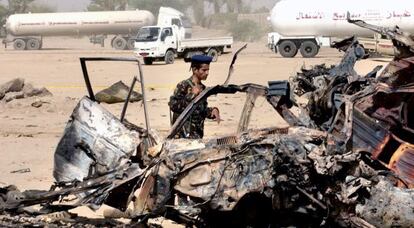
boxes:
[1,19,414,227]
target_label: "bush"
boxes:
[204,13,238,30]
[228,19,263,42]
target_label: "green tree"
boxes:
[87,0,128,11]
[207,0,221,14]
[0,0,55,30]
[225,0,244,13]
[229,19,263,42]
[8,0,34,13]
[190,0,204,25]
[0,3,8,28]
[28,3,56,13]
[128,0,185,16]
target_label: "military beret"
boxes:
[191,55,213,64]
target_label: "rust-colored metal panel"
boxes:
[388,143,414,188]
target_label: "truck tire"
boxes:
[165,50,175,64]
[183,51,204,62]
[26,38,41,50]
[112,36,127,50]
[207,48,219,62]
[127,39,135,50]
[300,41,319,58]
[278,40,298,58]
[13,39,26,50]
[143,57,153,65]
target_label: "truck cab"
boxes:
[157,7,192,39]
[133,7,195,65]
[134,25,181,65]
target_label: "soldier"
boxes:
[168,55,220,139]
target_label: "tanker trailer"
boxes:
[268,0,414,57]
[2,10,155,50]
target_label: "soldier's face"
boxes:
[194,64,210,81]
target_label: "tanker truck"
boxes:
[268,0,414,58]
[1,7,191,50]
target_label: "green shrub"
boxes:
[229,19,263,42]
[204,13,238,29]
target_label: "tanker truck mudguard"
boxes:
[1,7,189,50]
[267,0,414,58]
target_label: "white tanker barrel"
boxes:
[5,10,155,37]
[270,0,414,37]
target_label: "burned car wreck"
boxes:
[2,19,414,227]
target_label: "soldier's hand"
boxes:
[192,85,202,96]
[211,108,221,124]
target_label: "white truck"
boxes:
[2,7,191,50]
[268,0,414,58]
[134,25,233,65]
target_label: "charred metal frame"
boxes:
[224,44,247,85]
[79,57,150,131]
[167,84,268,139]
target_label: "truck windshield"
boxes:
[136,27,160,42]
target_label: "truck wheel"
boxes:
[300,41,319,58]
[26,39,41,50]
[13,39,26,50]
[127,39,135,50]
[183,51,204,62]
[278,40,298,58]
[207,48,219,62]
[165,50,175,64]
[112,36,127,50]
[143,57,153,65]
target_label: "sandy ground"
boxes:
[0,31,392,224]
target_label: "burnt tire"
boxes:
[278,40,298,58]
[26,38,41,50]
[300,41,319,58]
[143,57,153,65]
[112,36,127,50]
[165,50,175,64]
[13,39,26,50]
[207,48,219,62]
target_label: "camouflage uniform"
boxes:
[169,77,214,139]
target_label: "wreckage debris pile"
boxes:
[0,78,52,102]
[2,18,414,227]
[112,34,414,227]
[0,210,126,227]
